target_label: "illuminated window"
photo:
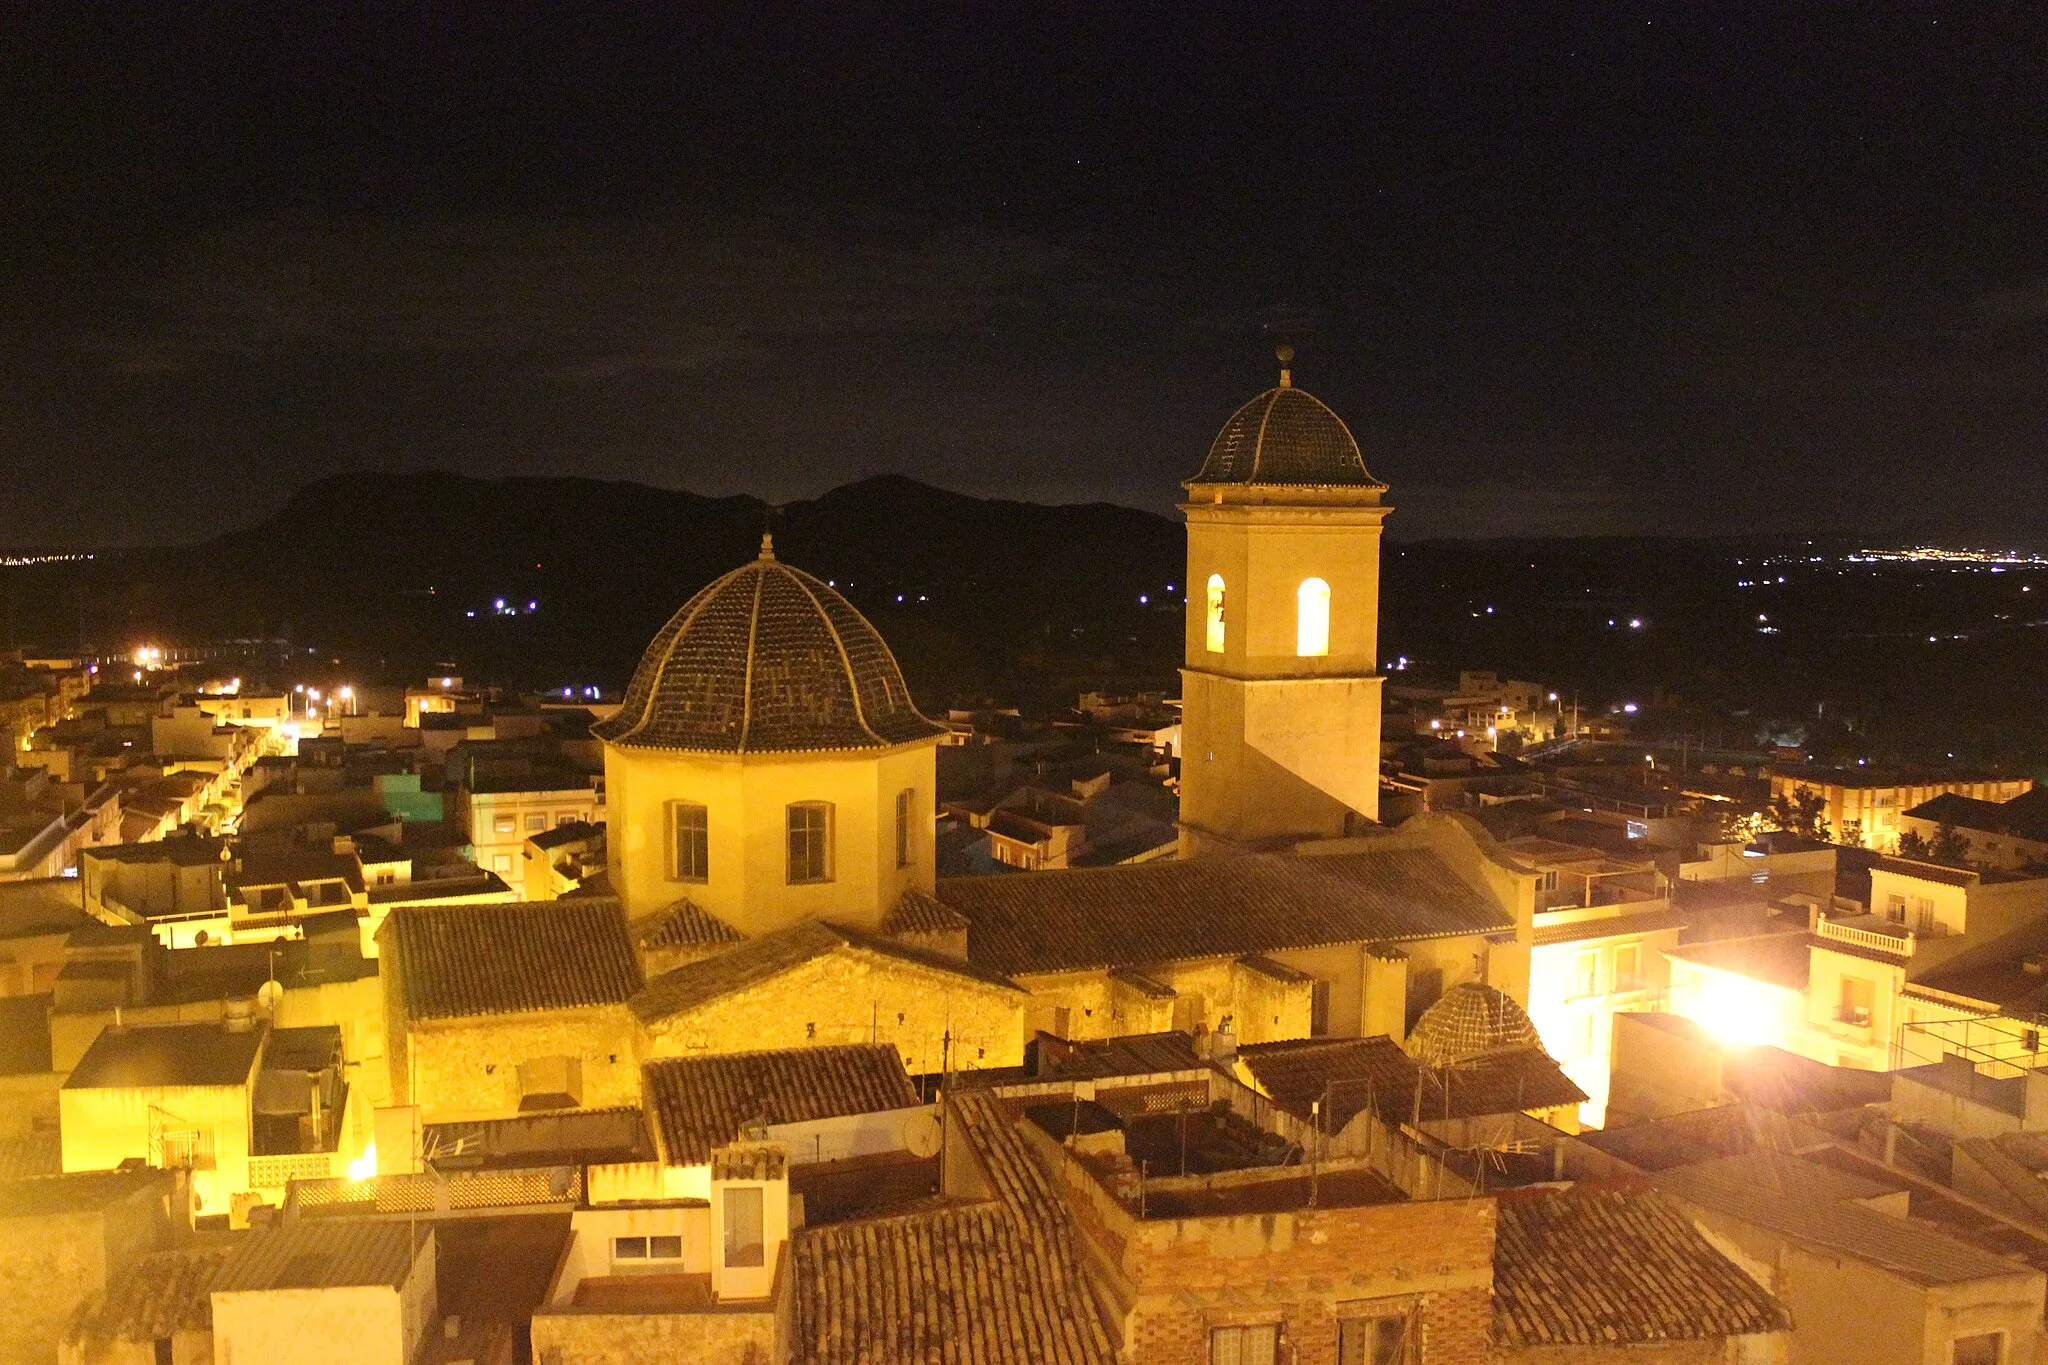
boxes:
[1205,574,1227,652]
[1838,976,1874,1027]
[1296,577,1330,656]
[724,1186,765,1267]
[1571,950,1598,998]
[1613,944,1642,993]
[669,802,708,882]
[1337,1312,1408,1365]
[788,802,833,884]
[525,813,547,833]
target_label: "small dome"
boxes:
[1405,983,1543,1066]
[594,539,946,755]
[1189,383,1382,487]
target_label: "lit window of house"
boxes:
[1613,944,1641,993]
[1206,575,1227,652]
[724,1186,765,1268]
[1838,976,1874,1028]
[1571,950,1598,999]
[1337,1311,1408,1365]
[1296,577,1330,656]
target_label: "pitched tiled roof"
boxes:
[938,846,1510,976]
[792,1090,1116,1365]
[1657,1151,2031,1286]
[882,888,970,936]
[631,899,744,951]
[66,1249,228,1353]
[1239,1036,1585,1131]
[1532,905,1691,947]
[64,1022,264,1090]
[213,1219,423,1293]
[1190,383,1383,487]
[632,919,1019,1025]
[593,544,946,754]
[385,898,643,1021]
[1492,1187,1790,1346]
[1870,855,1980,888]
[0,1168,167,1218]
[644,1044,920,1164]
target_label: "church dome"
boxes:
[1405,983,1543,1066]
[1189,363,1382,488]
[594,537,946,755]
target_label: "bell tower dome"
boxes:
[1178,348,1391,855]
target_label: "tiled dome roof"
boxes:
[594,537,946,754]
[1404,982,1543,1066]
[1189,383,1382,487]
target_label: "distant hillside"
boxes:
[0,473,1187,706]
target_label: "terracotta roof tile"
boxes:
[1492,1187,1790,1346]
[1191,384,1383,487]
[644,1044,920,1164]
[632,919,1019,1025]
[593,549,946,754]
[1239,1036,1585,1130]
[631,899,744,951]
[385,898,643,1020]
[882,889,971,936]
[66,1249,228,1353]
[939,846,1511,976]
[792,1091,1116,1364]
[212,1219,423,1293]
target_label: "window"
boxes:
[525,812,547,833]
[1311,980,1331,1037]
[1886,894,1907,924]
[1953,1332,2004,1365]
[787,803,833,884]
[669,802,709,882]
[896,787,915,868]
[724,1186,765,1268]
[1914,897,1937,933]
[1210,1324,1278,1365]
[2026,1029,2042,1054]
[1613,944,1642,993]
[493,814,516,835]
[1838,976,1875,1028]
[1338,1314,1408,1365]
[1296,577,1331,656]
[1205,574,1227,653]
[493,854,512,874]
[159,1128,215,1170]
[1571,950,1598,999]
[648,1235,683,1260]
[557,811,577,826]
[613,1236,648,1260]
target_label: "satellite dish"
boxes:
[901,1110,942,1159]
[255,979,285,1017]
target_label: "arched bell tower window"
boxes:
[1205,574,1227,653]
[1296,578,1331,657]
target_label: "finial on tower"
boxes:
[1276,343,1295,389]
[758,531,776,561]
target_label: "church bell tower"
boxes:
[1178,348,1390,856]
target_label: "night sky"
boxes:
[6,5,2048,549]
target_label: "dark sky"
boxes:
[5,4,2048,548]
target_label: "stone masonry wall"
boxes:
[530,1308,776,1365]
[408,1006,643,1123]
[645,949,1023,1075]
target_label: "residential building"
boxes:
[460,770,602,881]
[0,1168,181,1365]
[209,1220,437,1365]
[1901,790,2048,871]
[1772,767,2033,853]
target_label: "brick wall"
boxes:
[1115,1194,1498,1365]
[644,949,1024,1075]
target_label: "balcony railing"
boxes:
[1816,917,1916,958]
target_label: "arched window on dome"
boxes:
[1296,577,1330,657]
[1205,574,1227,653]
